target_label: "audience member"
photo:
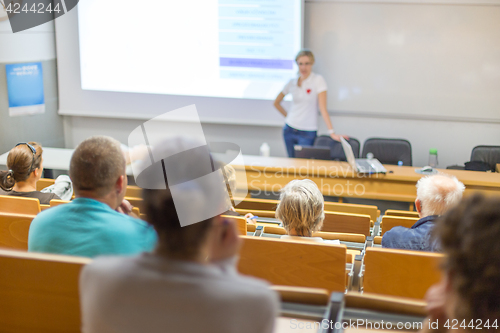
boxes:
[0,142,60,204]
[28,136,156,257]
[421,194,500,333]
[79,136,279,333]
[221,164,255,223]
[382,174,464,252]
[276,179,338,244]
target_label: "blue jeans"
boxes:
[283,124,317,158]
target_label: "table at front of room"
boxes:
[236,155,500,209]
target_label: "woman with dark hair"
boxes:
[421,194,500,333]
[0,142,60,204]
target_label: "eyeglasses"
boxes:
[15,142,36,154]
[15,142,37,174]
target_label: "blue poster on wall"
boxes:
[5,62,45,117]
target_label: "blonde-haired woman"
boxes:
[273,49,349,157]
[276,179,338,244]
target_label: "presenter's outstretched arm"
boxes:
[318,91,349,142]
[273,92,287,117]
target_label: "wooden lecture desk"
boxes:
[1,149,498,205]
[236,155,500,205]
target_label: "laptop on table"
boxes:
[340,137,387,174]
[294,145,331,160]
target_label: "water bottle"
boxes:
[428,148,438,168]
[260,142,270,157]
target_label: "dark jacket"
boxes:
[381,215,440,252]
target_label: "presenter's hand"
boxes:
[209,217,242,262]
[330,134,350,142]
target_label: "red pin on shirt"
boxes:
[306,89,311,94]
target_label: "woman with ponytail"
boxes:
[0,142,60,204]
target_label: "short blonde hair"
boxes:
[416,173,465,217]
[222,164,237,194]
[295,49,315,64]
[276,179,324,236]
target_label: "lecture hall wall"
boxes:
[2,1,499,168]
[64,0,500,168]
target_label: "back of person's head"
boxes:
[433,194,500,326]
[70,136,125,197]
[416,174,465,217]
[222,164,236,195]
[276,179,324,237]
[143,188,213,260]
[140,136,231,260]
[295,49,315,63]
[0,142,42,191]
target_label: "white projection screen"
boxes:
[56,0,304,125]
[79,0,303,101]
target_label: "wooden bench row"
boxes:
[0,247,431,332]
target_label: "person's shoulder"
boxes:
[223,273,279,312]
[312,72,327,84]
[33,201,69,220]
[84,255,135,273]
[115,213,152,230]
[381,226,412,247]
[35,191,61,204]
[80,256,139,292]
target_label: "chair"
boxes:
[234,197,278,211]
[233,208,276,218]
[470,145,500,171]
[0,213,34,250]
[221,215,247,235]
[381,215,419,236]
[271,285,330,306]
[323,211,371,236]
[235,197,379,223]
[36,178,56,191]
[0,249,90,332]
[361,138,412,166]
[362,247,443,299]
[385,209,420,218]
[125,185,142,198]
[0,196,41,215]
[50,199,70,207]
[238,236,347,293]
[314,135,361,160]
[262,226,366,243]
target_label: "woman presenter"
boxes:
[274,50,348,157]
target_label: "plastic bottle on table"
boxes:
[428,148,438,168]
[260,142,270,157]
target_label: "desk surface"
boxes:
[2,150,498,202]
[238,155,500,202]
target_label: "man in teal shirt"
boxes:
[28,136,157,258]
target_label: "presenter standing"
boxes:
[274,50,348,157]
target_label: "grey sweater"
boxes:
[80,253,279,333]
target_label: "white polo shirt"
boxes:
[282,72,327,131]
